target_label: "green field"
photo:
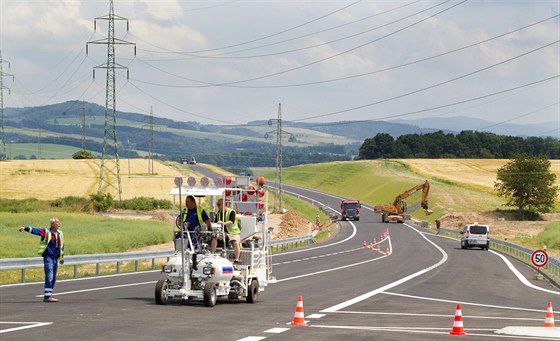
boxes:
[4,143,100,159]
[0,212,172,258]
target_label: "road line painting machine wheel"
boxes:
[155,175,273,307]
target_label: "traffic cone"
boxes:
[449,304,467,336]
[290,295,308,327]
[544,301,555,327]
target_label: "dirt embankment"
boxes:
[439,211,559,241]
[269,211,314,239]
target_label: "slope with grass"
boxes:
[4,143,100,159]
[0,159,204,200]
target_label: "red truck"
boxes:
[340,200,361,221]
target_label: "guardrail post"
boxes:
[21,268,25,283]
[151,258,155,269]
[116,261,120,274]
[96,263,100,276]
[73,264,78,278]
[134,260,139,272]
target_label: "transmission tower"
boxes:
[37,129,42,159]
[0,51,14,160]
[265,103,294,213]
[80,106,86,150]
[87,0,136,200]
[148,105,154,175]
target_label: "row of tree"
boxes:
[359,131,559,159]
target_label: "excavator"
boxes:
[375,180,432,223]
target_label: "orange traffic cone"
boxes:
[290,295,308,327]
[449,304,467,336]
[544,301,555,328]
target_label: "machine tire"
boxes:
[355,217,360,221]
[246,279,259,303]
[461,241,466,249]
[204,283,217,307]
[155,279,168,305]
[381,214,386,223]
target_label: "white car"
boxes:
[460,224,490,250]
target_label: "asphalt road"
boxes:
[1,167,559,340]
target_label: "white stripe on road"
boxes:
[263,328,289,334]
[34,281,156,297]
[489,250,560,296]
[276,240,390,283]
[381,291,546,313]
[0,322,52,334]
[309,324,556,340]
[321,223,447,312]
[333,310,550,321]
[236,337,266,341]
[307,314,326,319]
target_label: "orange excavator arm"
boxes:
[391,180,430,214]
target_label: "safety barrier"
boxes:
[435,226,560,284]
[1,235,314,283]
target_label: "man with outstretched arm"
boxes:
[18,217,64,302]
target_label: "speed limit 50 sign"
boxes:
[531,249,549,268]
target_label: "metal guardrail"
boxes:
[436,226,560,283]
[1,236,314,283]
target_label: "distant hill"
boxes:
[390,116,553,137]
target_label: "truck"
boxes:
[156,180,272,307]
[377,180,432,223]
[340,200,361,221]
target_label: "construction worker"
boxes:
[18,218,64,302]
[435,219,441,235]
[211,198,242,265]
[179,196,212,247]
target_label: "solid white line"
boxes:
[309,325,556,340]
[276,242,389,283]
[307,314,326,319]
[333,310,549,321]
[489,250,560,296]
[34,281,156,297]
[263,327,289,334]
[422,231,560,296]
[321,223,447,312]
[0,270,161,288]
[381,292,545,313]
[273,245,384,266]
[236,337,266,341]
[0,322,52,334]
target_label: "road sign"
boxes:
[531,249,549,268]
[174,177,183,187]
[187,176,196,186]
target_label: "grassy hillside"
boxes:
[0,159,203,200]
[263,160,510,221]
[5,143,99,159]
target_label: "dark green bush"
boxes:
[50,196,90,212]
[0,198,50,213]
[89,193,114,212]
[114,197,173,211]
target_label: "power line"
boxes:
[477,102,560,131]
[135,0,421,60]
[130,13,559,90]
[290,40,559,122]
[135,0,363,55]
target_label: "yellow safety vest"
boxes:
[38,229,64,260]
[215,208,240,235]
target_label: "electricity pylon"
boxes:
[0,51,14,160]
[87,0,136,200]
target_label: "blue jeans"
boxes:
[43,257,58,299]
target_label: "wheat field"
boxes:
[0,159,202,200]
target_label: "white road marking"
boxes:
[423,232,560,296]
[333,310,551,321]
[489,250,560,296]
[307,314,326,319]
[276,240,390,283]
[264,327,289,334]
[34,281,156,297]
[273,243,387,266]
[381,291,545,313]
[0,270,161,288]
[0,322,52,334]
[309,324,556,340]
[236,337,266,341]
[321,223,447,312]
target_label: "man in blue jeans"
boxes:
[19,217,64,302]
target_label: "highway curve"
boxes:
[1,168,558,340]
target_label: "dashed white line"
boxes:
[236,337,266,341]
[307,314,326,319]
[264,327,289,334]
[333,310,552,321]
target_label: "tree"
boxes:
[373,133,394,158]
[358,138,376,159]
[495,154,558,217]
[72,150,94,159]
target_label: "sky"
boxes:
[1,0,559,126]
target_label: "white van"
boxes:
[460,224,490,250]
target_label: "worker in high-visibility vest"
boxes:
[211,198,242,264]
[178,195,212,247]
[18,217,64,302]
